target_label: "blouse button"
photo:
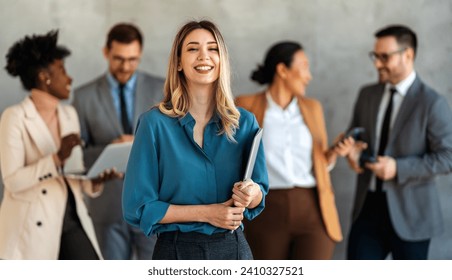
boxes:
[36,221,42,227]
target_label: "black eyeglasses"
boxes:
[368,48,407,63]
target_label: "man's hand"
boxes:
[91,168,124,185]
[111,134,134,144]
[365,156,397,180]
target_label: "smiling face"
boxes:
[44,59,73,100]
[280,50,312,97]
[373,36,413,84]
[178,28,220,91]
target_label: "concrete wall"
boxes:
[0,0,451,259]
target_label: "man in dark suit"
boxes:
[346,25,452,259]
[72,23,164,259]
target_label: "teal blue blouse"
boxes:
[122,107,268,236]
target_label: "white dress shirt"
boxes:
[262,92,316,189]
[369,71,416,191]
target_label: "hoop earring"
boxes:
[46,79,51,85]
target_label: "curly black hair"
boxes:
[4,30,70,90]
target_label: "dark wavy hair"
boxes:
[251,41,303,85]
[4,30,70,90]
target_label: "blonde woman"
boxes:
[122,20,268,260]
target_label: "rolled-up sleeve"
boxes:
[122,116,170,236]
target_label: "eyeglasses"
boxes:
[112,56,140,66]
[368,48,407,63]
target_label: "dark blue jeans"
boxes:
[153,229,253,260]
[347,191,430,260]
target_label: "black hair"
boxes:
[106,23,143,49]
[251,41,303,85]
[4,30,70,91]
[375,25,417,59]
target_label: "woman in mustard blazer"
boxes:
[236,41,353,259]
[0,31,118,259]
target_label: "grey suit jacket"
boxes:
[72,71,164,223]
[349,76,452,241]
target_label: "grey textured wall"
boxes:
[0,0,451,259]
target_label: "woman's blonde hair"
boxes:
[159,20,240,141]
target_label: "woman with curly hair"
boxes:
[0,30,119,259]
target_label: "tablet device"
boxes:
[243,128,263,181]
[63,145,85,175]
[85,142,132,178]
[65,142,132,179]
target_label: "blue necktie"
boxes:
[119,84,132,134]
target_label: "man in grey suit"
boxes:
[72,23,164,259]
[346,25,452,259]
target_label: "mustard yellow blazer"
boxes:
[236,92,342,242]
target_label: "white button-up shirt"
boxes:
[262,92,316,189]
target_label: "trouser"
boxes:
[94,221,156,260]
[59,182,98,260]
[153,229,253,260]
[347,191,430,260]
[244,187,335,260]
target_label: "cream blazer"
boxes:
[0,97,103,259]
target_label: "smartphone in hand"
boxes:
[360,153,377,167]
[334,127,365,149]
[344,127,365,140]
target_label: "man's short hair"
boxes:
[375,25,417,58]
[106,23,143,49]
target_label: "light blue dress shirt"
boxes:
[106,72,137,129]
[122,107,269,236]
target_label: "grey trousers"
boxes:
[153,229,253,260]
[95,221,156,260]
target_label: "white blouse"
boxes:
[262,92,316,189]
